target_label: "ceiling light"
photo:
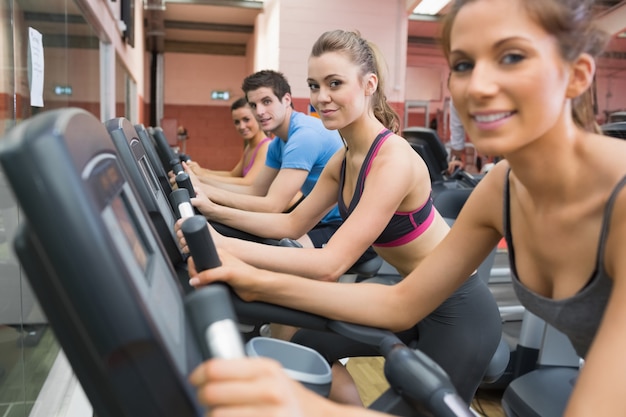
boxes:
[413,0,451,15]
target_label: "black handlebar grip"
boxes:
[181,215,245,359]
[171,161,184,175]
[185,285,245,360]
[169,188,195,219]
[180,215,220,271]
[384,346,473,417]
[175,172,195,197]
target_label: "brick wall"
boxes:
[162,103,243,170]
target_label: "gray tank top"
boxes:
[504,171,626,358]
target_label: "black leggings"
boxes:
[290,273,502,404]
[306,221,342,248]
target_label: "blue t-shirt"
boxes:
[266,111,342,224]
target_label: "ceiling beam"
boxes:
[164,20,253,33]
[408,35,440,46]
[164,0,263,9]
[406,0,421,13]
[40,34,99,49]
[164,40,246,55]
[24,12,86,24]
[145,0,166,53]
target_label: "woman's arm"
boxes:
[184,160,274,197]
[193,152,364,280]
[188,155,245,178]
[196,138,433,281]
[195,141,270,186]
[189,164,507,331]
[187,160,307,213]
[191,151,346,235]
[194,158,245,179]
[209,165,381,280]
[190,170,332,239]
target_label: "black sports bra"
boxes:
[338,129,435,247]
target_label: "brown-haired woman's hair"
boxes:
[310,30,400,134]
[230,97,250,111]
[441,0,610,133]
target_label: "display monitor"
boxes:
[149,126,177,172]
[134,123,173,196]
[104,118,187,278]
[0,108,203,417]
[402,126,449,184]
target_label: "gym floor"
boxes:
[346,356,506,416]
[0,326,59,417]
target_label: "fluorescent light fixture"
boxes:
[413,0,451,15]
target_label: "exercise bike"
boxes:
[0,108,477,417]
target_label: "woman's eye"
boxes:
[501,53,525,65]
[450,61,473,73]
[308,83,319,91]
[329,80,342,88]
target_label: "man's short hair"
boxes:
[242,70,292,103]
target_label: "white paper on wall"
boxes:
[28,27,44,107]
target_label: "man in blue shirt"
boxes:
[190,70,343,248]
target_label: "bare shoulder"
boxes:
[592,133,626,166]
[477,159,510,189]
[457,160,510,233]
[322,146,347,181]
[390,132,422,151]
[361,133,430,201]
[258,139,272,150]
[381,133,430,168]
